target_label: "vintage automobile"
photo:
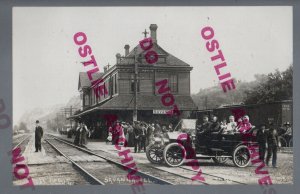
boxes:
[146,119,258,168]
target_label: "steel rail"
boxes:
[47,134,174,185]
[13,134,31,150]
[178,166,247,185]
[45,139,105,185]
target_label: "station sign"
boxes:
[153,110,168,114]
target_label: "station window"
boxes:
[84,94,89,106]
[169,74,178,93]
[115,75,118,94]
[130,74,140,92]
[112,74,118,95]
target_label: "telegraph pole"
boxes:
[133,48,138,122]
[70,106,73,128]
[60,106,76,128]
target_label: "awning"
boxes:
[70,94,197,117]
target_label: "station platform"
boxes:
[20,134,67,165]
[47,132,150,164]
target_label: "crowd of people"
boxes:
[196,115,253,135]
[69,114,291,168]
[73,120,91,147]
[107,120,173,153]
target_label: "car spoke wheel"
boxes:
[146,144,164,164]
[233,145,251,168]
[212,157,229,164]
[163,143,186,167]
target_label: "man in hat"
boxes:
[210,115,221,133]
[197,115,212,135]
[133,121,141,153]
[139,122,147,152]
[256,124,267,162]
[283,122,292,136]
[266,122,279,168]
[196,115,212,148]
[35,120,43,152]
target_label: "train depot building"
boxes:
[72,24,197,140]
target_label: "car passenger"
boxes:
[196,115,211,135]
[220,118,227,132]
[223,115,237,134]
[238,115,252,133]
[168,123,173,132]
[210,116,221,133]
[236,117,243,129]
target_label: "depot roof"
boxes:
[72,94,197,117]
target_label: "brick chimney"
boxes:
[116,53,121,64]
[124,44,130,56]
[149,24,158,43]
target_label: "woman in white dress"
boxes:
[224,115,237,134]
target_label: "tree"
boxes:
[192,66,292,109]
[19,122,28,132]
[244,66,293,104]
[46,119,58,131]
[192,79,259,109]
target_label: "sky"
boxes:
[13,6,292,124]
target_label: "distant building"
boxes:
[73,24,197,139]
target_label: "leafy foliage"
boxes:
[192,79,258,109]
[192,66,293,109]
[244,66,292,104]
[19,122,29,132]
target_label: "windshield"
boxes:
[173,119,197,134]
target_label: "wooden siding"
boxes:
[140,79,153,93]
[119,79,130,94]
[178,73,190,95]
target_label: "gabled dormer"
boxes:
[78,72,103,110]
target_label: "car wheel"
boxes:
[146,143,164,164]
[232,145,251,168]
[212,157,229,164]
[163,142,186,167]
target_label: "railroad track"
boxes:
[45,138,106,185]
[13,134,31,150]
[45,134,175,185]
[178,166,247,185]
[49,134,247,185]
[147,162,246,185]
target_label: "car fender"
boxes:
[167,131,188,140]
